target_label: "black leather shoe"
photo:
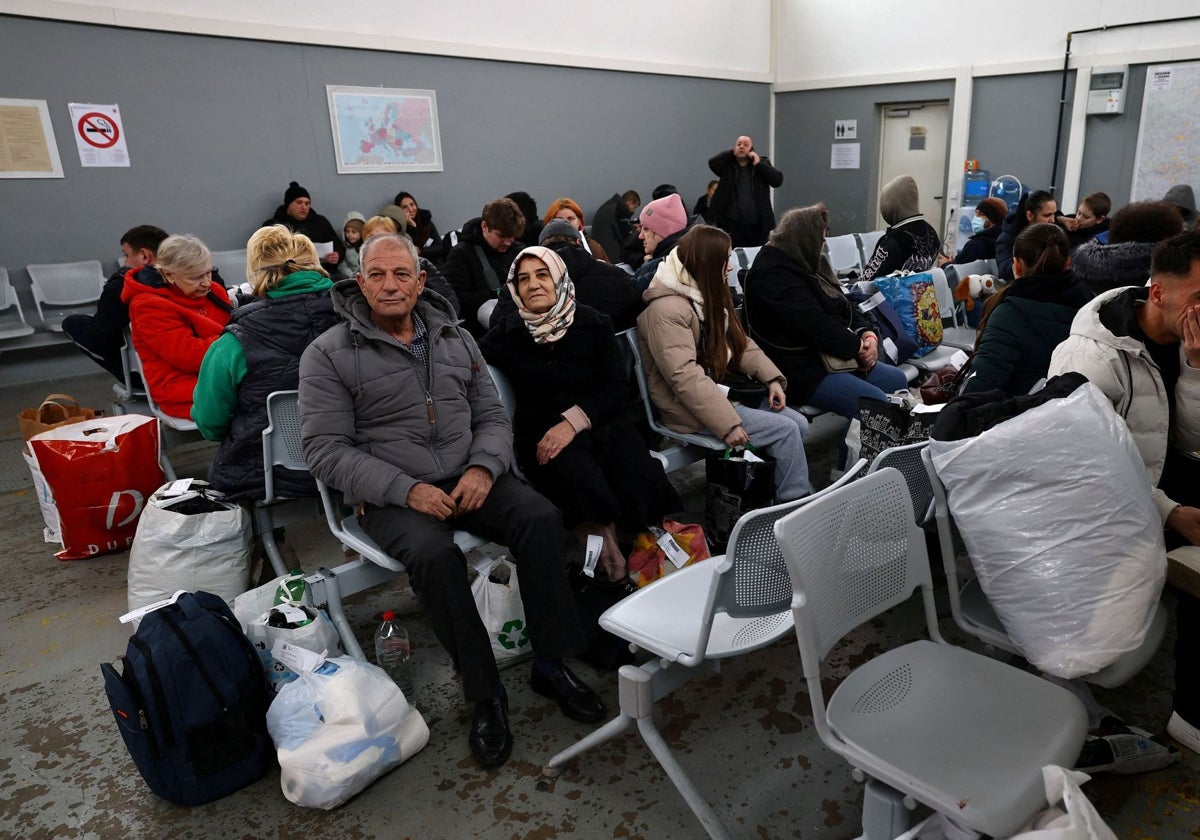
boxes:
[530,664,606,724]
[469,696,512,769]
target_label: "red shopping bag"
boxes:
[29,415,165,560]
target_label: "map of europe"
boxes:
[330,89,441,171]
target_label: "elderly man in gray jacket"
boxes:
[299,233,604,770]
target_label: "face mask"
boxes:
[971,216,986,234]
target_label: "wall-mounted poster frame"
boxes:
[327,85,443,174]
[0,97,64,179]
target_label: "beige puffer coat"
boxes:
[636,256,784,438]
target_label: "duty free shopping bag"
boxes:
[29,415,164,560]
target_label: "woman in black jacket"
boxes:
[742,204,908,419]
[394,191,444,263]
[480,246,679,579]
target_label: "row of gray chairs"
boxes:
[546,450,1093,839]
[823,230,886,278]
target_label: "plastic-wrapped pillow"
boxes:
[874,272,942,357]
[267,657,429,809]
[929,383,1165,679]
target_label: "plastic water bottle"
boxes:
[374,611,413,696]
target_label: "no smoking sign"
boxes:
[68,102,129,166]
[77,111,119,148]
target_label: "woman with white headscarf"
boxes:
[480,246,680,579]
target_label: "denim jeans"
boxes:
[807,363,909,420]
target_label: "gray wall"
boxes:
[1077,65,1147,210]
[968,71,1075,202]
[0,15,769,323]
[774,79,956,235]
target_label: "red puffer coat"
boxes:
[122,266,232,419]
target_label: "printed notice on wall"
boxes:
[830,143,860,170]
[68,102,130,167]
[1150,68,1173,92]
[0,98,64,179]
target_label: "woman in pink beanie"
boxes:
[633,192,691,292]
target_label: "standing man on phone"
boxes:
[708,135,784,247]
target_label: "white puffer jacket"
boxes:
[1049,286,1200,521]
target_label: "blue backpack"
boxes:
[101,591,272,806]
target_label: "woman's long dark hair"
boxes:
[1011,189,1056,241]
[395,191,432,246]
[675,225,747,380]
[975,222,1069,349]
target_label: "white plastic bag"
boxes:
[21,442,60,544]
[233,574,343,693]
[1008,766,1118,839]
[929,383,1165,678]
[267,656,429,809]
[894,767,1115,840]
[127,480,251,614]
[471,557,532,660]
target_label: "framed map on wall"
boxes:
[326,86,443,174]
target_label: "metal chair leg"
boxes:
[543,660,728,838]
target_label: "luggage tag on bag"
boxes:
[120,590,188,624]
[582,534,603,578]
[650,526,691,570]
[272,639,327,675]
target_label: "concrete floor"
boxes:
[1,367,1198,839]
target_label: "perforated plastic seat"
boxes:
[776,468,1088,839]
[26,260,106,330]
[868,441,934,524]
[545,461,868,839]
[0,268,36,341]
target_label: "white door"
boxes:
[877,102,950,232]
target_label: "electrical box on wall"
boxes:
[1087,65,1129,115]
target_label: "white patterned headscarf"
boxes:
[505,246,576,344]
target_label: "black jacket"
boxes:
[952,225,1000,264]
[861,218,941,281]
[742,245,869,402]
[479,305,628,451]
[208,289,340,500]
[441,217,521,335]
[488,245,643,333]
[261,206,346,272]
[411,208,445,264]
[590,194,631,264]
[707,150,783,237]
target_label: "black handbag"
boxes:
[697,319,768,405]
[704,446,776,550]
[721,370,768,405]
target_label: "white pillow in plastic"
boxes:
[929,383,1165,679]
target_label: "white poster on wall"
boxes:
[0,98,63,179]
[68,102,130,167]
[831,143,860,170]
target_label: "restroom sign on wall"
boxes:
[68,102,130,167]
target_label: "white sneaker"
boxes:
[1167,711,1200,755]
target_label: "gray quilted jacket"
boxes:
[298,278,511,508]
